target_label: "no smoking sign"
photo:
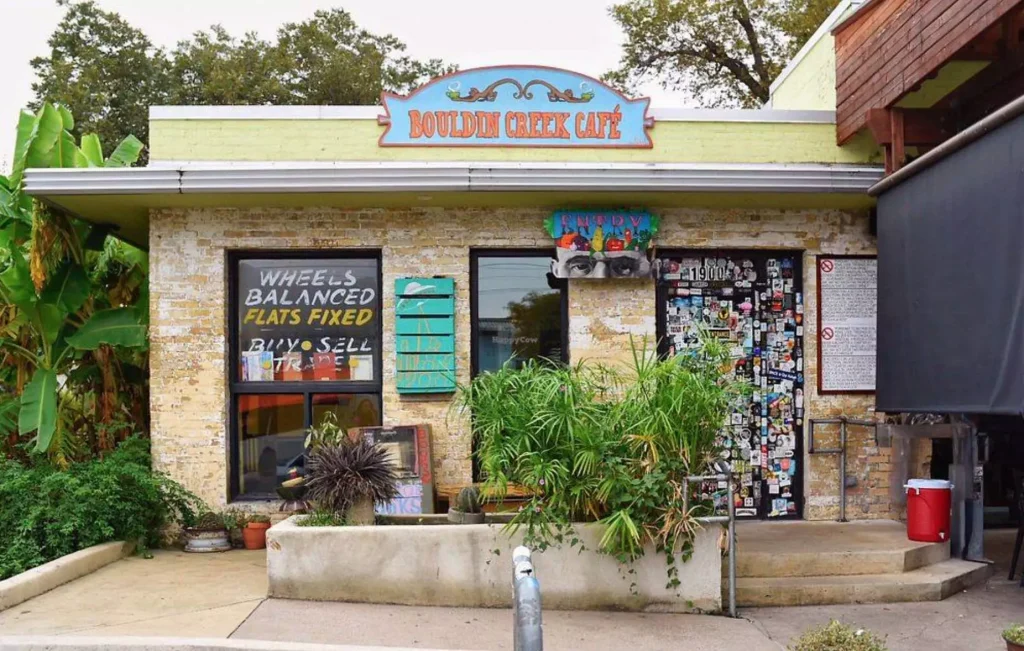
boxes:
[820,259,834,273]
[821,327,835,341]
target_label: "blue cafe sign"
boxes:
[378,66,654,148]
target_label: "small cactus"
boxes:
[455,486,482,514]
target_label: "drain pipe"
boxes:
[512,546,543,651]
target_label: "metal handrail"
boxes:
[513,546,543,651]
[808,417,877,522]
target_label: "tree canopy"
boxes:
[606,0,841,107]
[30,1,454,160]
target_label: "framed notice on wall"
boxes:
[816,255,877,394]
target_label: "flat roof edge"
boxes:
[149,105,836,125]
[25,162,883,197]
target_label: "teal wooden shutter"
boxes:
[395,278,457,394]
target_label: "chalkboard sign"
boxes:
[237,258,380,383]
[817,255,877,394]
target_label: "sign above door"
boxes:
[378,66,654,148]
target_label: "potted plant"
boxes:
[243,514,272,549]
[305,435,399,525]
[221,509,248,548]
[184,512,231,553]
[1004,624,1024,651]
[448,486,485,524]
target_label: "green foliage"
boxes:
[1005,624,1024,645]
[304,411,344,450]
[1,102,149,459]
[306,437,400,516]
[297,509,347,527]
[605,0,841,107]
[30,2,454,155]
[455,486,482,514]
[248,514,271,525]
[456,336,745,569]
[0,437,201,580]
[191,512,226,532]
[791,621,888,650]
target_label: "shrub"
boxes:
[1005,624,1024,645]
[791,621,888,651]
[454,336,746,566]
[0,436,200,580]
[305,437,399,515]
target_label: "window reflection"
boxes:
[474,255,564,373]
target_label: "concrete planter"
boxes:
[267,516,723,613]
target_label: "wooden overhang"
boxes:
[835,0,1024,173]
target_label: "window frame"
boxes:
[469,248,570,377]
[227,249,383,501]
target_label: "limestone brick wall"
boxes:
[150,204,890,520]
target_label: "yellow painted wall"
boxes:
[896,61,990,109]
[770,35,838,111]
[149,118,881,165]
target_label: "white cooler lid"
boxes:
[906,478,952,489]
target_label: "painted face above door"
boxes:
[657,252,805,520]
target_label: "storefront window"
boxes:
[231,254,382,499]
[237,258,379,382]
[471,251,567,374]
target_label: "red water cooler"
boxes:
[904,479,953,543]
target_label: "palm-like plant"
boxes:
[305,437,399,515]
[454,335,747,564]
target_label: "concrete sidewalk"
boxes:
[230,599,781,651]
[0,550,267,637]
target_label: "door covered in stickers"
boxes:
[656,251,805,520]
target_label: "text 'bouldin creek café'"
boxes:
[25,63,890,521]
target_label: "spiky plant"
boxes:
[455,486,482,514]
[306,438,399,516]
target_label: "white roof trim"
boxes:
[149,105,835,124]
[768,0,869,98]
[25,161,882,196]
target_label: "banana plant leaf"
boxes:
[0,242,36,309]
[56,104,74,131]
[105,135,144,168]
[66,308,146,350]
[9,105,63,190]
[18,368,58,452]
[0,397,17,439]
[51,129,87,169]
[31,303,64,349]
[41,262,90,315]
[80,134,104,167]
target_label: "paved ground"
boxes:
[0,549,267,637]
[744,528,1024,651]
[0,529,1019,649]
[230,599,780,651]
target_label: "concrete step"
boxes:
[727,539,949,578]
[729,520,950,578]
[733,559,993,607]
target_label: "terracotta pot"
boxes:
[242,521,271,550]
[1005,636,1024,651]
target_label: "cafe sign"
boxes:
[378,66,654,148]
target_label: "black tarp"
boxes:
[876,112,1024,415]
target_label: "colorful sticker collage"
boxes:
[658,253,804,519]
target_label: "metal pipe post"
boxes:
[727,471,737,618]
[839,420,848,523]
[512,546,543,651]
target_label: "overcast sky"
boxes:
[0,0,689,173]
